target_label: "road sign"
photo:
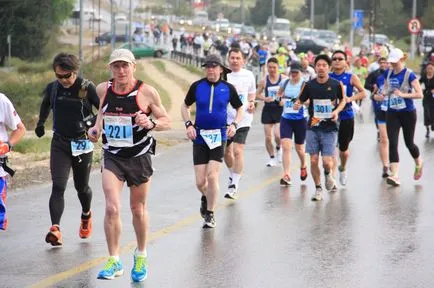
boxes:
[407,18,422,34]
[353,10,364,29]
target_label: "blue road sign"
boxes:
[353,9,364,29]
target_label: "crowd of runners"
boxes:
[0,34,433,282]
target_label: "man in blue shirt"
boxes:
[181,54,243,228]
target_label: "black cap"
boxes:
[289,61,303,72]
[202,54,232,74]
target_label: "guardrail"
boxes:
[170,50,205,68]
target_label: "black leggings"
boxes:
[386,110,420,163]
[423,98,434,127]
[49,135,93,225]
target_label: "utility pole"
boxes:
[271,0,275,39]
[111,0,115,51]
[241,0,245,25]
[98,0,101,59]
[410,0,417,59]
[349,0,354,48]
[310,0,314,29]
[79,0,83,62]
[336,0,340,33]
[7,35,11,68]
[128,0,132,49]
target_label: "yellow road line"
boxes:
[30,174,281,288]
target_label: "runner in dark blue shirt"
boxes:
[181,54,243,229]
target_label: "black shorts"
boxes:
[227,127,250,146]
[193,142,226,165]
[375,110,387,124]
[102,150,153,187]
[261,105,283,124]
[338,118,354,152]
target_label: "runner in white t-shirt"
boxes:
[224,48,256,199]
[0,92,26,230]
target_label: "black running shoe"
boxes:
[382,166,389,178]
[203,211,216,228]
[200,195,207,219]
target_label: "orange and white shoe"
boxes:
[79,212,92,239]
[45,225,63,246]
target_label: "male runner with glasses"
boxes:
[182,54,243,228]
[329,50,366,187]
[36,53,99,246]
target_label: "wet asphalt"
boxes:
[1,103,434,288]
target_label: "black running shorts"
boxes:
[227,127,250,146]
[102,150,153,187]
[261,105,283,124]
[338,118,354,152]
[193,142,226,165]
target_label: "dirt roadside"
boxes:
[8,58,200,191]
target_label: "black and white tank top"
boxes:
[102,79,155,157]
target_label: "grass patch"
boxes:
[151,60,166,73]
[184,64,204,77]
[150,60,192,91]
[137,63,172,112]
[13,137,52,154]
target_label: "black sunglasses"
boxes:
[204,63,219,68]
[55,72,73,79]
[332,57,345,62]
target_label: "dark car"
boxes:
[294,37,329,54]
[95,32,128,46]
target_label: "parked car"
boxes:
[229,23,242,35]
[418,29,434,56]
[360,34,390,51]
[294,37,329,54]
[120,43,168,58]
[277,36,297,51]
[215,18,230,32]
[95,32,128,46]
[241,25,256,38]
[293,28,318,41]
[316,29,340,50]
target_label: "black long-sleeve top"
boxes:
[38,77,99,139]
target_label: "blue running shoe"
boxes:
[131,254,148,282]
[97,257,124,280]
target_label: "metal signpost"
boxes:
[408,18,422,58]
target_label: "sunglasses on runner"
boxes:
[55,72,73,79]
[332,57,345,62]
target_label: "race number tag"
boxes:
[389,94,406,110]
[381,95,389,111]
[283,99,297,114]
[313,99,333,119]
[200,129,222,150]
[267,86,279,101]
[71,140,94,157]
[104,115,134,147]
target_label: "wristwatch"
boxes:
[6,141,12,151]
[230,122,238,129]
[185,120,193,129]
[149,118,157,130]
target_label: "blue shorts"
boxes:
[0,177,7,230]
[280,118,307,145]
[306,130,337,156]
